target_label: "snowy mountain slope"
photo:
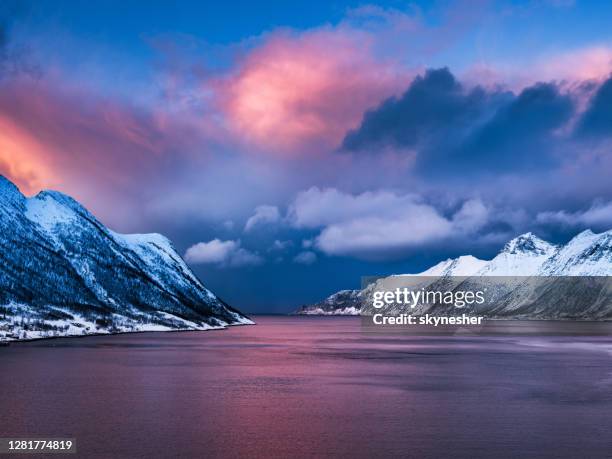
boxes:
[295,289,363,315]
[540,230,612,276]
[0,175,252,342]
[297,230,612,318]
[416,255,488,277]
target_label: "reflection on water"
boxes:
[1,317,612,458]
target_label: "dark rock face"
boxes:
[0,176,251,341]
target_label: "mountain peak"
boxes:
[502,232,555,256]
[35,189,89,214]
[571,229,596,241]
[25,189,104,235]
[563,229,607,251]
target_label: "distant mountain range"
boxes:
[0,175,252,342]
[296,231,612,318]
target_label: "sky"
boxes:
[1,0,612,313]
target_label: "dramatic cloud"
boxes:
[342,68,500,152]
[342,68,577,176]
[244,205,281,232]
[213,25,408,154]
[288,187,491,260]
[0,77,195,220]
[293,251,317,265]
[0,113,55,194]
[0,70,267,231]
[448,82,574,173]
[184,239,263,267]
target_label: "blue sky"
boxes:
[2,0,612,312]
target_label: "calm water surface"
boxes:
[2,316,612,458]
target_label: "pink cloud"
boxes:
[0,78,190,194]
[0,113,55,195]
[212,28,408,155]
[0,77,210,228]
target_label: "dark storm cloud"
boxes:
[446,82,574,173]
[576,75,612,137]
[342,68,502,151]
[342,68,576,175]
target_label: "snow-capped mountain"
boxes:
[297,230,612,318]
[0,175,252,342]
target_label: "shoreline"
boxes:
[0,320,255,346]
[5,317,612,345]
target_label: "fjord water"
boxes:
[1,317,612,458]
